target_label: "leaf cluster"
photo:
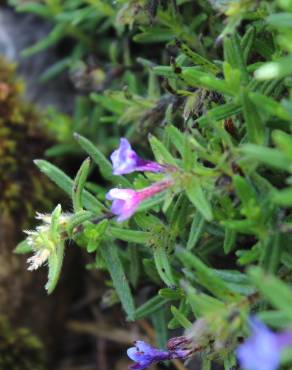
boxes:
[12,0,292,367]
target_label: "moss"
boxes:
[0,58,54,228]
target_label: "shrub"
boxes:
[11,0,292,369]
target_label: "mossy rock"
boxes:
[0,57,54,228]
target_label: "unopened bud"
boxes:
[184,319,212,351]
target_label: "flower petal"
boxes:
[237,317,280,370]
[135,341,155,353]
[106,188,136,201]
[111,138,139,175]
[127,347,141,362]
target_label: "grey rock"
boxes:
[0,6,74,112]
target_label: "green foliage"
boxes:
[101,243,135,320]
[11,0,292,368]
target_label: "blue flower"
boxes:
[127,341,171,370]
[110,138,164,175]
[237,317,292,370]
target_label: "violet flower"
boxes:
[106,188,140,222]
[106,180,172,222]
[110,138,165,175]
[127,340,190,370]
[127,341,171,370]
[237,317,292,370]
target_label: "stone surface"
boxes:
[0,5,74,111]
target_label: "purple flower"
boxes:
[106,188,141,222]
[106,180,173,222]
[237,317,292,370]
[127,340,190,370]
[127,341,171,370]
[110,138,164,175]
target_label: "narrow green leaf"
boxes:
[196,103,242,126]
[148,135,177,166]
[101,243,135,320]
[258,311,292,329]
[260,233,282,274]
[273,188,292,206]
[222,219,255,234]
[108,227,151,244]
[224,355,236,370]
[202,358,212,370]
[72,157,91,212]
[153,66,176,78]
[50,204,62,237]
[223,228,236,254]
[134,295,168,319]
[34,160,104,213]
[14,2,52,18]
[181,67,234,95]
[148,70,160,99]
[177,40,219,74]
[90,93,125,114]
[129,246,140,288]
[273,130,292,160]
[143,259,162,284]
[213,270,255,295]
[165,125,185,157]
[237,243,260,265]
[241,90,265,145]
[241,26,256,63]
[249,267,292,321]
[14,240,33,255]
[67,211,93,236]
[134,212,162,230]
[151,308,168,348]
[253,39,275,61]
[133,28,173,43]
[159,288,185,300]
[224,34,248,83]
[169,194,189,233]
[40,58,71,82]
[185,284,225,317]
[154,245,176,287]
[21,24,65,57]
[281,251,292,269]
[183,134,194,171]
[233,175,256,205]
[251,93,289,120]
[240,144,291,171]
[85,219,109,253]
[267,13,292,29]
[177,247,240,301]
[187,212,205,250]
[168,299,190,329]
[46,241,65,295]
[170,305,192,329]
[185,177,213,221]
